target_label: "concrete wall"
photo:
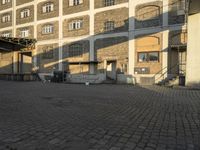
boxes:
[186,13,200,86]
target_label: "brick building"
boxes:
[0,0,187,84]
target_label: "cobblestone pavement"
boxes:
[0,81,199,150]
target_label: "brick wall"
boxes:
[0,0,12,10]
[37,0,59,20]
[0,11,12,29]
[37,21,59,41]
[16,26,34,39]
[63,0,89,15]
[63,15,89,37]
[135,33,162,74]
[95,36,128,73]
[94,8,129,34]
[0,30,12,37]
[94,0,128,9]
[37,43,59,73]
[135,1,163,29]
[16,0,33,6]
[62,40,90,74]
[0,52,13,73]
[16,5,34,25]
[63,40,90,62]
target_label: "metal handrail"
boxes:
[154,63,186,82]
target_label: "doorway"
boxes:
[106,60,117,80]
[18,51,32,73]
[169,47,186,75]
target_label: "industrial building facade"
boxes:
[0,0,187,84]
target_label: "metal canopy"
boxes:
[0,37,37,51]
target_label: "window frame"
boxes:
[104,21,115,32]
[20,28,29,38]
[138,51,160,63]
[68,20,83,31]
[104,0,115,7]
[1,32,11,37]
[42,24,54,35]
[42,46,54,59]
[42,2,54,13]
[20,9,30,19]
[2,0,10,5]
[69,43,83,57]
[69,0,83,6]
[2,14,11,23]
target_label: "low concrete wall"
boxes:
[66,74,106,84]
[117,74,135,84]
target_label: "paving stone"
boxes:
[0,81,199,149]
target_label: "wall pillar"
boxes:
[89,0,95,74]
[186,13,200,86]
[128,0,135,75]
[58,0,63,71]
[162,0,169,76]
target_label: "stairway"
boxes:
[157,75,179,87]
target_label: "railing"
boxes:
[154,63,186,83]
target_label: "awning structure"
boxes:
[171,44,187,52]
[171,44,187,48]
[0,37,37,52]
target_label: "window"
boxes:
[69,43,83,57]
[2,14,11,23]
[42,46,54,59]
[69,20,83,30]
[2,0,10,5]
[42,3,54,13]
[20,28,29,38]
[104,21,115,32]
[20,9,30,18]
[149,52,159,62]
[138,52,159,62]
[171,0,185,14]
[138,53,148,62]
[104,0,115,6]
[1,32,11,37]
[69,0,83,6]
[42,24,54,34]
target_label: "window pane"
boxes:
[104,21,115,32]
[138,53,148,62]
[69,44,83,57]
[105,0,115,6]
[149,52,159,62]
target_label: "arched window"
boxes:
[104,0,115,7]
[1,32,11,37]
[2,14,11,23]
[135,4,161,28]
[42,46,54,59]
[42,2,54,13]
[2,0,10,5]
[104,21,115,32]
[42,24,54,34]
[69,43,83,57]
[20,9,30,18]
[69,0,83,6]
[69,20,83,30]
[20,28,29,38]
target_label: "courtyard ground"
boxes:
[0,81,199,150]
